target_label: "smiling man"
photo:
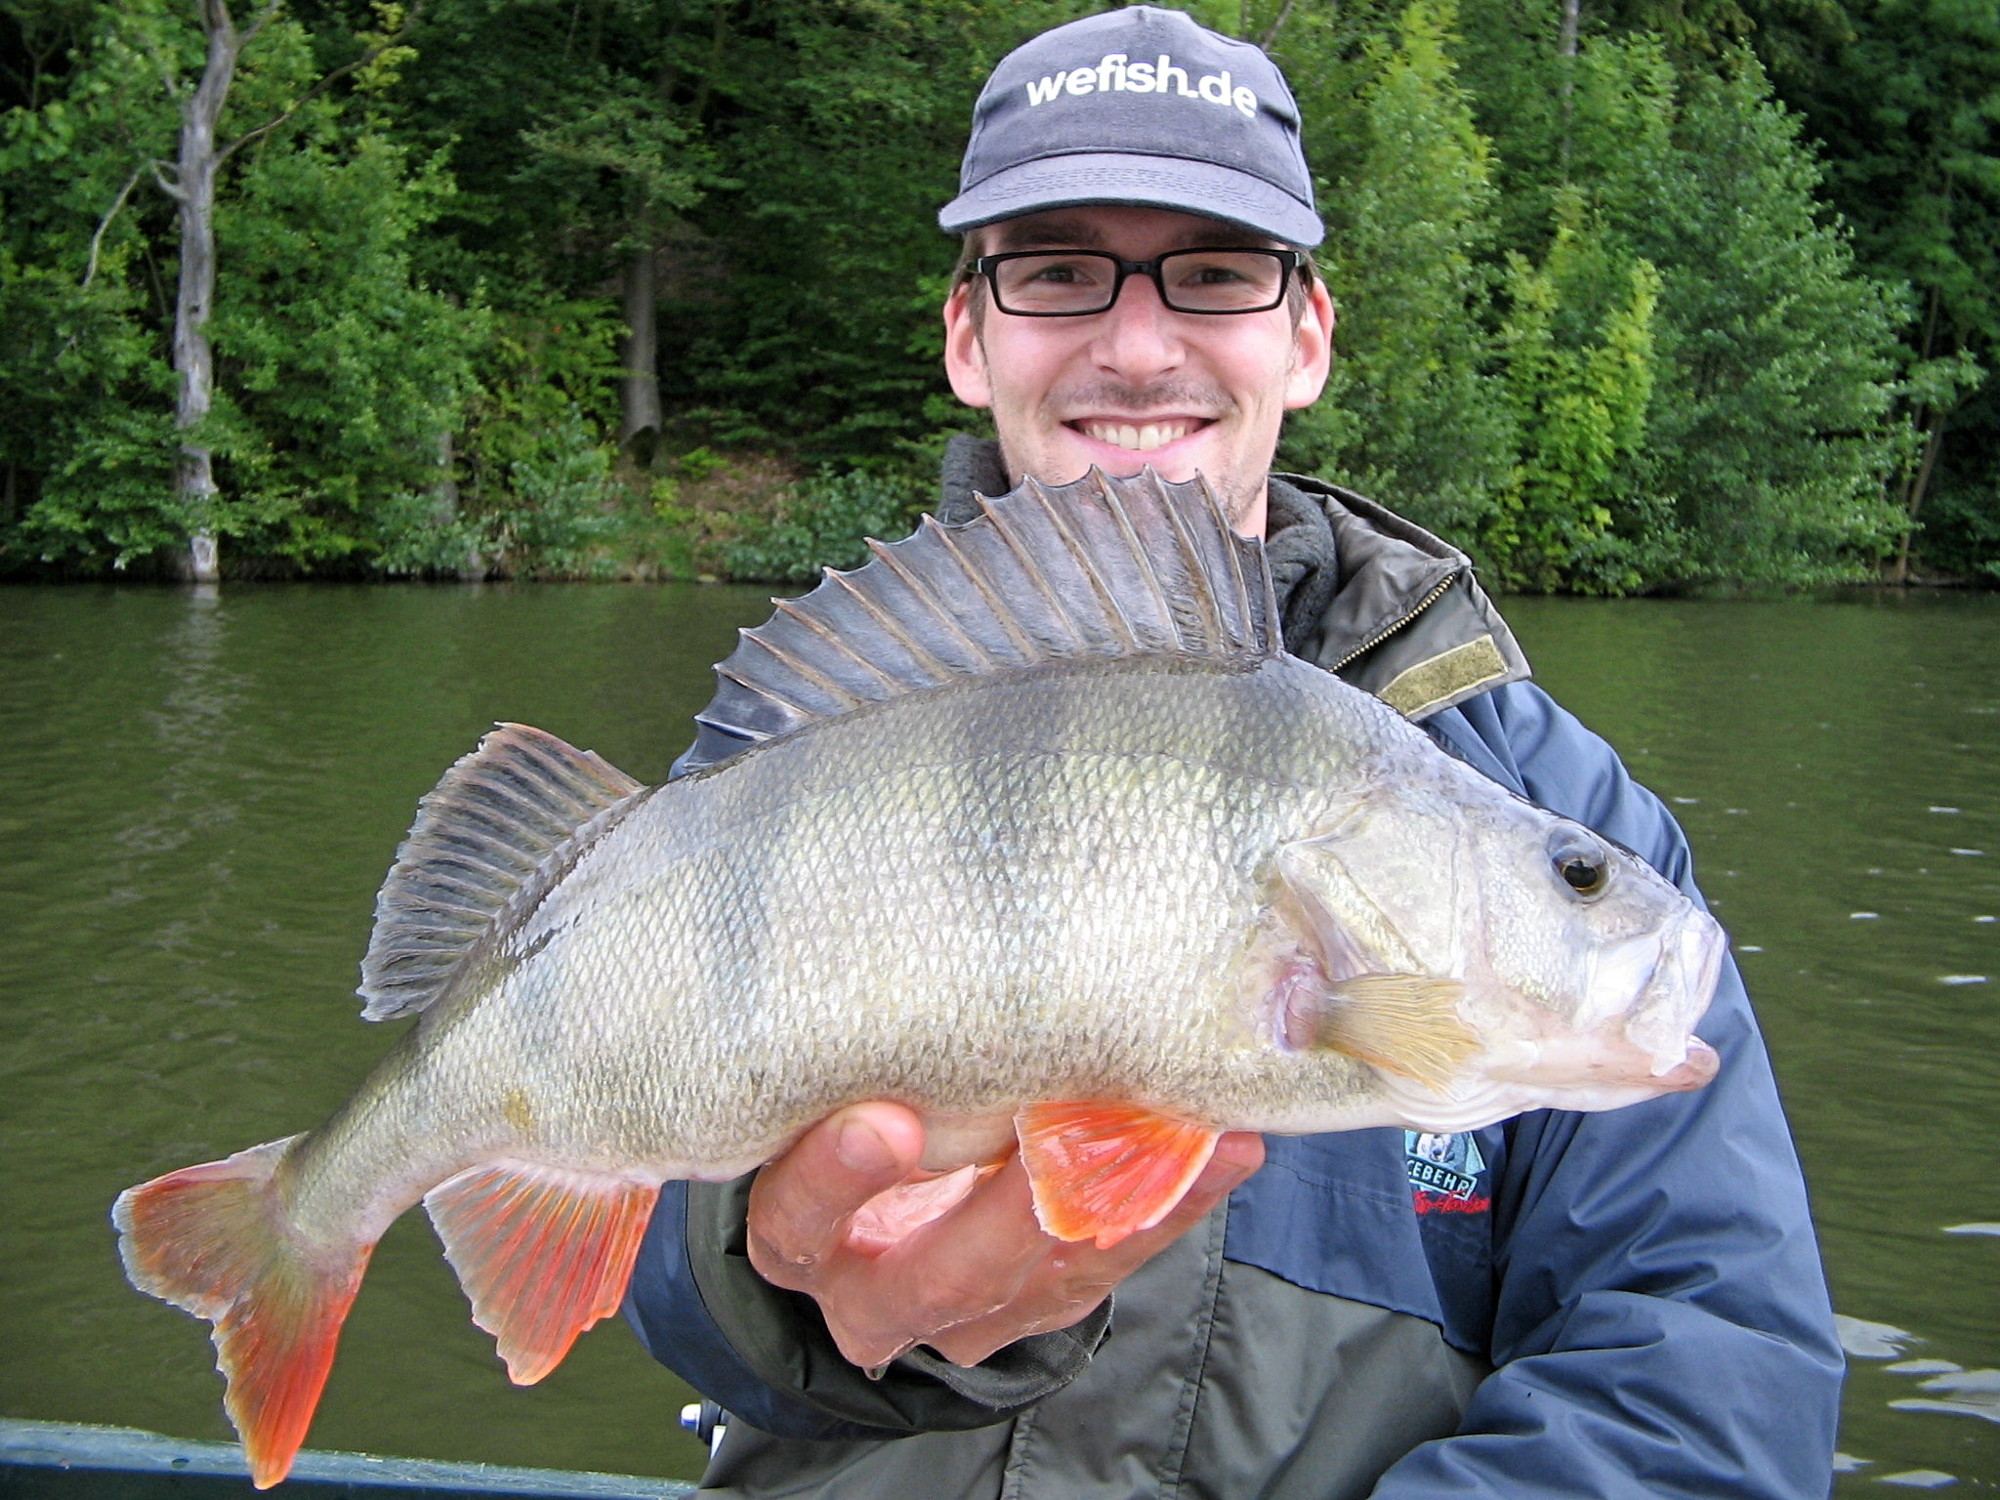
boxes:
[625,9,1842,1498]
[943,205,1332,539]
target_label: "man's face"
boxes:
[942,206,1334,539]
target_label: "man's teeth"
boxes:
[1081,421,1195,452]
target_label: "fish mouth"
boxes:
[1624,908,1727,1065]
[1571,907,1726,1066]
[1475,908,1726,1104]
[1484,1026,1720,1095]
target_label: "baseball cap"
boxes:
[939,6,1322,249]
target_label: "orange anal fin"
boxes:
[1015,1103,1223,1250]
[423,1161,660,1385]
[113,1137,370,1490]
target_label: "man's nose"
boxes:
[1089,272,1184,379]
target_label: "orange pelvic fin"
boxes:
[1015,1103,1223,1250]
[113,1137,370,1490]
[424,1161,660,1385]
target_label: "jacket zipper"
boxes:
[1326,567,1462,673]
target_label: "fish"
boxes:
[114,468,1723,1488]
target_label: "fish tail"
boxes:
[113,1136,371,1489]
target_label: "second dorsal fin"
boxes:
[696,467,1279,753]
[357,724,644,1022]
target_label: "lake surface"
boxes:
[2,582,1996,1489]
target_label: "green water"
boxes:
[2,583,1996,1488]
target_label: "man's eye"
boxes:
[1020,259,1103,285]
[1174,260,1251,286]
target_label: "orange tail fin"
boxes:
[113,1138,371,1489]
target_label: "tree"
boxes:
[1,0,181,568]
[1628,53,1908,583]
[1,0,486,575]
[506,16,720,453]
[1487,195,1665,591]
[1460,8,1909,585]
[1279,0,1515,548]
[1760,0,2000,580]
[143,0,418,579]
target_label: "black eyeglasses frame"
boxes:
[968,248,1308,318]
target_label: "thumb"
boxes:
[748,1103,926,1283]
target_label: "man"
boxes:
[626,9,1843,1496]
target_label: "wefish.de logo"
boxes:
[1024,53,1260,120]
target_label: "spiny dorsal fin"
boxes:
[695,468,1279,754]
[358,724,644,1021]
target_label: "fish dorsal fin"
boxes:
[358,724,644,1021]
[695,467,1279,753]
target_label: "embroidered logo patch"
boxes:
[1404,1131,1484,1200]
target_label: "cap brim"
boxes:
[940,152,1323,249]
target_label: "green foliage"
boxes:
[1456,14,1909,587]
[0,0,493,573]
[2,0,1986,588]
[1487,202,1666,592]
[1618,50,1907,583]
[1757,0,2000,579]
[212,30,486,565]
[0,0,179,568]
[1282,0,1514,545]
[722,468,929,584]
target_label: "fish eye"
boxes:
[1548,830,1610,899]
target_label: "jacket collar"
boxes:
[936,436,1529,719]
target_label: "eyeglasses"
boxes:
[970,248,1306,317]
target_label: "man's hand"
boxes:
[746,1101,1265,1371]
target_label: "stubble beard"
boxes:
[994,377,1262,531]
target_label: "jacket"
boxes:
[625,450,1843,1498]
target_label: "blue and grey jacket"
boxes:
[625,452,1843,1499]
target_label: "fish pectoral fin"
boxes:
[1015,1103,1223,1251]
[114,1136,369,1490]
[424,1161,660,1386]
[1300,975,1477,1091]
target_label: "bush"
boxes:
[722,468,929,583]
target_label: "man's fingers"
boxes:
[1177,1130,1266,1218]
[871,1153,1049,1331]
[747,1102,926,1286]
[750,1115,1266,1368]
[922,1131,1267,1367]
[818,1154,1051,1368]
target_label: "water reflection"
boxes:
[3,585,1997,1486]
[0,582,763,1481]
[1833,1277,2000,1486]
[1506,593,2000,1492]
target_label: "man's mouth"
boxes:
[1071,418,1208,453]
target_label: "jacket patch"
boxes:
[1405,1131,1489,1214]
[1378,634,1509,719]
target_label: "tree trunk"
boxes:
[1888,286,1948,585]
[172,1,247,585]
[619,244,663,448]
[1558,0,1580,172]
[1890,407,1948,585]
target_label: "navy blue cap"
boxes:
[940,7,1322,249]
